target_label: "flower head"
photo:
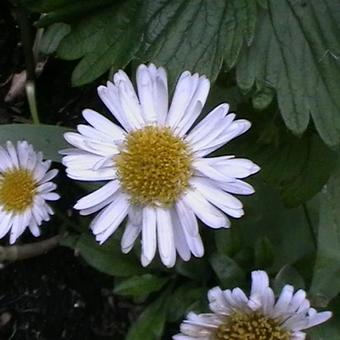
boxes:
[62,64,260,267]
[0,141,60,243]
[174,270,332,340]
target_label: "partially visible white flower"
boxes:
[62,64,260,267]
[174,270,332,340]
[0,141,60,243]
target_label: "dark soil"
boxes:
[0,2,133,339]
[0,247,130,340]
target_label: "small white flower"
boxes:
[62,64,260,267]
[0,141,60,244]
[174,270,332,340]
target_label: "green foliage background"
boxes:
[7,0,340,338]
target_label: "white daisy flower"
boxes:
[174,270,332,340]
[62,64,260,267]
[0,141,60,244]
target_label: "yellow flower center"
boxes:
[116,126,192,206]
[0,169,37,213]
[214,312,290,340]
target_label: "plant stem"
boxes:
[16,6,40,125]
[26,80,40,124]
[0,235,60,262]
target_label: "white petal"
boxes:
[121,221,141,254]
[156,207,176,268]
[39,169,59,183]
[10,215,21,244]
[191,177,244,218]
[79,196,115,216]
[117,81,145,129]
[66,167,116,181]
[208,286,233,315]
[82,109,126,140]
[17,141,30,168]
[41,192,60,201]
[249,271,269,307]
[172,76,210,136]
[90,192,129,236]
[167,72,199,128]
[74,180,120,210]
[217,179,255,195]
[182,190,230,229]
[206,157,260,179]
[29,220,41,237]
[37,182,57,193]
[171,209,192,261]
[137,64,160,124]
[0,145,13,171]
[141,206,157,266]
[0,211,13,238]
[193,159,234,182]
[176,201,204,257]
[186,105,231,150]
[195,119,251,157]
[274,285,294,316]
[97,83,131,131]
[6,141,19,168]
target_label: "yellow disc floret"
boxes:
[0,169,37,213]
[214,312,290,340]
[116,126,192,206]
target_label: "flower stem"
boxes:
[0,235,60,262]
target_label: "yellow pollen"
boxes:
[116,126,192,206]
[0,169,37,213]
[214,312,290,340]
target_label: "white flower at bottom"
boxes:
[0,141,60,243]
[62,63,260,267]
[174,270,332,340]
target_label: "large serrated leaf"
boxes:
[137,0,230,85]
[310,159,340,306]
[56,0,143,86]
[0,124,70,162]
[236,0,340,146]
[224,0,257,70]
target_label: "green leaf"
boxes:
[210,253,245,288]
[214,229,241,257]
[57,0,143,86]
[0,124,70,162]
[39,23,71,55]
[175,257,211,281]
[254,237,274,269]
[261,134,335,207]
[273,265,305,294]
[232,117,336,207]
[234,179,316,270]
[75,234,143,277]
[137,0,230,85]
[167,284,205,322]
[236,0,340,146]
[114,274,169,298]
[126,294,168,340]
[19,0,70,12]
[310,159,340,306]
[224,0,257,70]
[35,0,115,27]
